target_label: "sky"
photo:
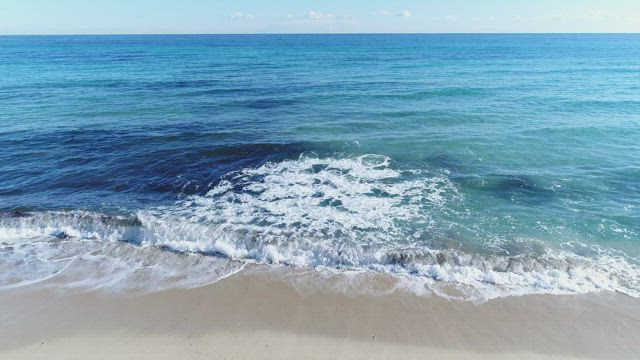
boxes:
[0,0,639,35]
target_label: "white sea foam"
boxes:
[1,154,638,302]
[0,211,244,292]
[138,154,460,266]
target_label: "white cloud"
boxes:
[230,12,254,20]
[400,10,412,17]
[374,9,413,17]
[305,11,335,20]
[286,11,356,31]
[373,10,392,16]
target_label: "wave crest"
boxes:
[1,154,638,301]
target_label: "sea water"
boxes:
[1,34,639,300]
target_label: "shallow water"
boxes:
[1,34,639,300]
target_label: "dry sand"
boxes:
[1,266,639,359]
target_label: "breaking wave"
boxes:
[1,154,638,301]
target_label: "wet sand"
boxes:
[1,267,639,359]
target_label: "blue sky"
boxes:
[1,0,639,34]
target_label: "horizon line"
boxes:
[1,31,639,37]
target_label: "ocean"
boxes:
[1,34,638,301]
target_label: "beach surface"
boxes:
[1,266,638,360]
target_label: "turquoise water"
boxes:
[1,34,639,300]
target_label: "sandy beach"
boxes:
[1,266,638,360]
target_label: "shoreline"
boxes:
[1,266,639,359]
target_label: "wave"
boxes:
[1,154,638,301]
[0,210,244,292]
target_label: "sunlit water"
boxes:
[1,34,639,301]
